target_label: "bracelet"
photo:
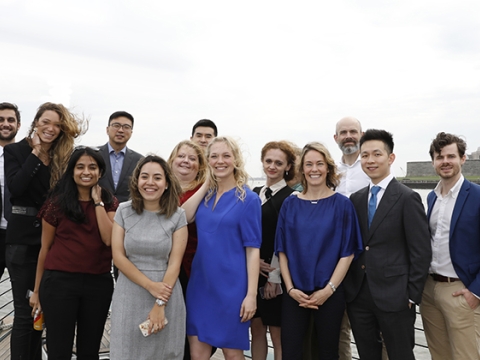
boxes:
[287,287,295,295]
[328,281,336,293]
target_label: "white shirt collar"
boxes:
[434,175,464,199]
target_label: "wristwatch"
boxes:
[156,299,166,307]
[94,201,104,207]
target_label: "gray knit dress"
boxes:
[110,201,187,360]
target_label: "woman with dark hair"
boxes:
[275,142,363,359]
[251,141,296,360]
[110,155,188,359]
[5,102,86,360]
[29,146,117,358]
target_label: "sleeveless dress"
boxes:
[110,201,187,360]
[186,187,262,350]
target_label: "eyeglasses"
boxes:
[110,123,133,131]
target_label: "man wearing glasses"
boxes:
[99,111,142,203]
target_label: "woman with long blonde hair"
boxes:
[182,137,261,360]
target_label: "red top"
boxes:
[180,184,202,278]
[39,197,119,274]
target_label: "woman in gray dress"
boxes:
[110,155,188,359]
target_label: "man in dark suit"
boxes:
[0,102,21,280]
[344,129,431,360]
[421,132,480,360]
[99,111,142,203]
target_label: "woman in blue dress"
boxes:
[182,136,262,360]
[275,142,363,360]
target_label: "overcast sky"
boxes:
[1,0,479,178]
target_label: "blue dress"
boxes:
[275,193,363,292]
[186,187,262,350]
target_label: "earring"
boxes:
[286,171,289,176]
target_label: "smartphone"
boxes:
[139,318,169,337]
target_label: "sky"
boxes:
[1,0,479,178]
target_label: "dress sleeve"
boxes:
[174,208,188,231]
[340,200,363,259]
[106,197,119,212]
[239,193,262,248]
[274,198,288,255]
[114,203,126,228]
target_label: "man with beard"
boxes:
[0,102,21,280]
[421,132,480,360]
[334,116,370,197]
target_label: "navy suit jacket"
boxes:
[344,178,431,311]
[98,143,142,203]
[427,179,480,296]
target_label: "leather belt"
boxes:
[12,206,38,217]
[430,273,459,283]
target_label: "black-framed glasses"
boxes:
[110,123,132,131]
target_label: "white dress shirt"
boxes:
[336,158,370,197]
[367,173,394,207]
[429,175,464,278]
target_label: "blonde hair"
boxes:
[205,136,249,202]
[299,142,340,192]
[168,140,207,192]
[27,102,87,188]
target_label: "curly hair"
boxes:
[205,136,249,202]
[429,132,467,159]
[260,140,297,182]
[168,140,207,192]
[26,102,88,188]
[299,142,340,192]
[129,155,182,218]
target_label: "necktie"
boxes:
[368,186,380,227]
[265,187,273,200]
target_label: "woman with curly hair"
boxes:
[29,147,117,359]
[5,102,86,360]
[275,142,363,360]
[182,136,262,360]
[110,155,188,359]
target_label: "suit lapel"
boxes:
[100,144,115,189]
[354,187,370,244]
[450,180,470,238]
[368,179,401,241]
[118,148,134,188]
[426,191,436,221]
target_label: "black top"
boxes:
[4,138,50,246]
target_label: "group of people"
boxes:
[0,101,478,360]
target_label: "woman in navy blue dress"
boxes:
[275,142,363,360]
[182,136,261,360]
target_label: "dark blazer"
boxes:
[427,179,480,296]
[4,138,51,246]
[344,178,431,312]
[98,143,142,203]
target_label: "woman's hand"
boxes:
[147,304,166,335]
[304,287,332,308]
[264,281,280,300]
[147,281,173,303]
[29,292,42,317]
[239,293,256,323]
[289,288,318,309]
[91,184,102,203]
[259,259,274,278]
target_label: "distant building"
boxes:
[469,147,480,160]
[406,159,480,178]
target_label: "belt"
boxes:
[430,273,460,283]
[12,206,38,217]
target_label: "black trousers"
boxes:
[6,244,42,360]
[347,278,416,360]
[40,270,113,360]
[281,286,346,360]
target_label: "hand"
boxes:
[259,259,275,278]
[264,281,280,300]
[239,293,256,322]
[147,281,173,303]
[147,305,166,335]
[91,184,102,203]
[29,292,42,317]
[452,288,480,309]
[303,287,331,308]
[289,288,318,309]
